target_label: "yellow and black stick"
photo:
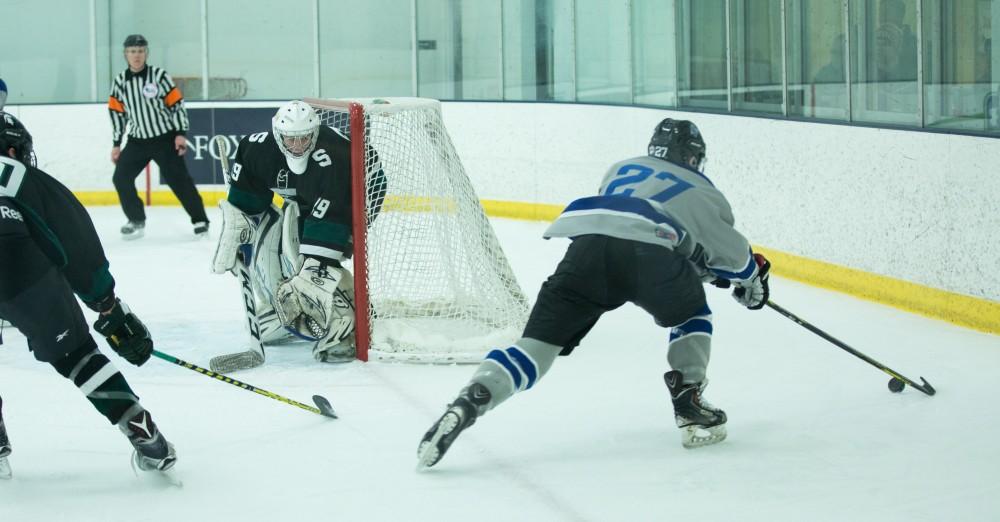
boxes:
[766,301,936,396]
[152,350,338,418]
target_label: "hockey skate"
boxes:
[417,383,491,470]
[0,398,11,479]
[664,370,727,449]
[119,409,177,472]
[120,220,145,240]
[193,221,210,238]
[313,332,356,363]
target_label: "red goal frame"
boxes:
[303,98,372,361]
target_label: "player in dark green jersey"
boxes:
[0,112,176,476]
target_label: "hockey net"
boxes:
[304,97,529,363]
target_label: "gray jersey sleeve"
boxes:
[544,155,757,282]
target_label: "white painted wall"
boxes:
[6,101,999,302]
[445,102,1000,303]
[8,104,115,191]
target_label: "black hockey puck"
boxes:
[888,377,905,393]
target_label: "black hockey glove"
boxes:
[700,271,731,288]
[93,299,153,366]
[84,292,118,314]
[732,253,770,310]
[708,278,731,289]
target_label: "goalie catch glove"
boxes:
[212,199,255,274]
[92,298,154,366]
[731,253,771,310]
[275,258,355,343]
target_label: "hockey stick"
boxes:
[152,350,337,418]
[209,248,266,373]
[766,301,936,396]
[209,135,266,373]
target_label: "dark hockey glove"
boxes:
[93,299,153,366]
[709,278,731,289]
[732,253,771,310]
[700,271,732,289]
[84,292,118,314]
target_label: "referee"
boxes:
[109,34,209,240]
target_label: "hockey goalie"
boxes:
[210,100,385,371]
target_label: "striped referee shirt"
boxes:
[108,65,189,146]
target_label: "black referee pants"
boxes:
[113,134,208,224]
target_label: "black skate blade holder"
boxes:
[766,301,936,397]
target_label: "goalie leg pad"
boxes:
[245,206,295,344]
[212,200,255,275]
[280,200,305,275]
[313,329,355,363]
[313,280,357,362]
[248,205,285,304]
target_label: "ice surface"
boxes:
[1,206,998,522]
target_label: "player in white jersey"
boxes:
[417,118,771,468]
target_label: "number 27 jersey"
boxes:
[226,126,359,263]
[544,155,757,283]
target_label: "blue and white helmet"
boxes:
[272,100,320,174]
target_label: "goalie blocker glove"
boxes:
[275,257,354,342]
[92,298,154,366]
[731,253,770,310]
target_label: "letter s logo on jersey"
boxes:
[312,149,332,167]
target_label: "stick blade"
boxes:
[312,395,338,419]
[917,377,936,396]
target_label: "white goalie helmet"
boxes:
[272,100,320,174]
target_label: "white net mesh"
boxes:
[309,98,529,363]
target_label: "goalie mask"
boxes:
[272,100,320,175]
[648,118,706,172]
[0,112,36,167]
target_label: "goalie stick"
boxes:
[210,135,266,373]
[153,350,337,418]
